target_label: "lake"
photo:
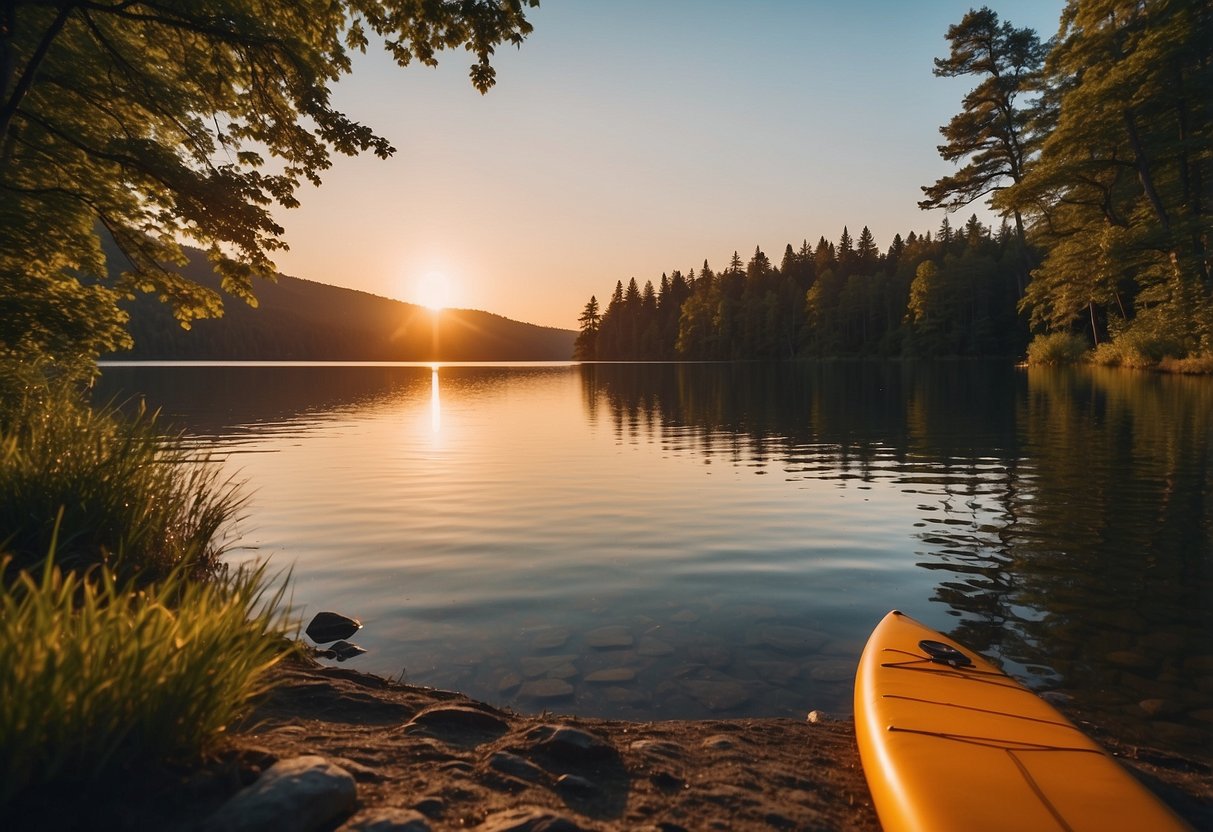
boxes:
[94,361,1212,757]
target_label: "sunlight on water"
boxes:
[95,361,1213,756]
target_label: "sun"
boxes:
[416,271,452,311]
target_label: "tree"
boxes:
[0,0,537,367]
[574,295,600,360]
[1001,0,1213,355]
[921,6,1046,293]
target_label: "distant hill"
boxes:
[109,248,575,361]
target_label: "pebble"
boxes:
[404,705,511,737]
[806,710,826,724]
[701,734,739,750]
[554,773,598,797]
[203,755,356,832]
[585,625,635,648]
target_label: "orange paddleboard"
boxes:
[854,610,1191,832]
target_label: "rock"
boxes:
[584,625,634,648]
[479,808,587,832]
[809,660,856,683]
[411,796,445,818]
[204,755,356,832]
[701,734,739,750]
[806,710,826,724]
[637,636,675,657]
[306,612,362,645]
[330,641,368,662]
[526,724,614,759]
[669,609,700,623]
[681,679,750,711]
[497,672,523,694]
[628,739,686,759]
[752,625,830,655]
[584,667,636,684]
[345,808,432,831]
[406,704,510,734]
[327,756,381,781]
[530,627,571,650]
[1105,650,1156,671]
[1139,698,1182,718]
[554,773,598,797]
[518,679,575,700]
[520,655,578,679]
[546,662,579,680]
[489,752,549,784]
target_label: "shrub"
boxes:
[0,364,246,583]
[1159,353,1213,374]
[1025,332,1088,366]
[0,553,295,806]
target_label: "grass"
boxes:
[0,550,295,805]
[0,362,246,583]
[0,360,297,810]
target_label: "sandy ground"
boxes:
[23,658,1213,831]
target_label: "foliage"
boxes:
[1025,332,1089,366]
[1000,0,1213,360]
[0,362,246,583]
[0,0,537,365]
[0,553,294,806]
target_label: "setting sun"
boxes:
[416,270,452,311]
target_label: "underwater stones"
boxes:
[584,667,636,684]
[637,636,675,657]
[680,678,750,712]
[584,625,634,648]
[669,609,700,623]
[496,672,524,694]
[530,627,571,651]
[306,611,362,644]
[752,625,829,655]
[808,660,857,683]
[518,679,575,700]
[520,655,578,679]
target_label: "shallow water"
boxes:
[95,361,1213,755]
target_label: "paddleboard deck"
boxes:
[854,610,1191,832]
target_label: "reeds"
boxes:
[0,552,295,803]
[0,364,246,582]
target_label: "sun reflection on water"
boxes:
[430,365,441,434]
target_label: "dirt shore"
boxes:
[33,658,1213,831]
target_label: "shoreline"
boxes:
[37,657,1211,831]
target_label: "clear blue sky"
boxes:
[269,0,1064,330]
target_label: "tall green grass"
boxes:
[0,551,295,804]
[0,362,246,582]
[0,360,297,808]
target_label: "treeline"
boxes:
[577,1,1212,366]
[576,216,1026,361]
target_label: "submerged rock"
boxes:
[306,611,362,644]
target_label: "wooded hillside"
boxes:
[112,248,575,362]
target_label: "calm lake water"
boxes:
[95,361,1212,756]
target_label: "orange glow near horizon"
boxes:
[415,270,454,311]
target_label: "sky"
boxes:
[267,0,1065,331]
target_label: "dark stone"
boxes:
[202,755,356,832]
[412,796,445,818]
[347,808,432,831]
[489,752,549,784]
[524,725,613,760]
[330,641,368,662]
[403,704,511,748]
[650,770,686,790]
[306,611,362,644]
[554,773,597,797]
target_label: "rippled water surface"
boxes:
[95,361,1213,755]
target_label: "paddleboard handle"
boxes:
[918,639,974,668]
